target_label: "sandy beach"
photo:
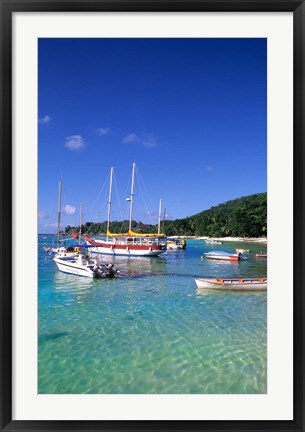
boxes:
[181,236,267,244]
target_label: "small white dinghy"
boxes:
[195,277,267,291]
[53,251,119,278]
[204,251,247,261]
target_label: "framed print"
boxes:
[1,1,304,431]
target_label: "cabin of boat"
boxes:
[45,245,81,258]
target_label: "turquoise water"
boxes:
[38,237,267,394]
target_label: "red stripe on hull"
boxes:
[88,241,163,251]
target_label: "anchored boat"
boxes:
[53,250,119,278]
[195,277,267,290]
[85,232,166,257]
[166,238,186,250]
[44,181,85,259]
[85,163,166,257]
[204,251,247,261]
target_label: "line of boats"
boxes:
[46,163,188,278]
[79,164,185,257]
[44,162,266,289]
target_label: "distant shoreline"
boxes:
[39,233,267,244]
[179,236,268,244]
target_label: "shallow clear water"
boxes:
[38,237,267,394]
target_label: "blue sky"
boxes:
[38,38,266,233]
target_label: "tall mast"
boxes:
[79,202,83,244]
[128,162,135,231]
[57,179,62,246]
[163,207,166,233]
[107,167,114,235]
[158,198,162,234]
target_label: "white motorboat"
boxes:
[195,277,267,291]
[53,252,119,278]
[204,251,247,261]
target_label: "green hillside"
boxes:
[65,192,267,238]
[163,193,267,237]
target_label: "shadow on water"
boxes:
[39,332,69,344]
[196,288,267,298]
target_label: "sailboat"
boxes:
[43,181,81,259]
[54,201,85,258]
[84,163,166,256]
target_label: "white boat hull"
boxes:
[205,254,241,261]
[54,257,95,277]
[85,241,164,256]
[195,278,267,291]
[167,244,183,250]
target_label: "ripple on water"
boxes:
[38,239,267,394]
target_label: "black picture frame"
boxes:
[1,1,303,431]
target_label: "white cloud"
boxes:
[122,133,141,144]
[38,115,51,124]
[96,127,111,136]
[64,204,76,215]
[38,210,48,219]
[65,135,85,150]
[122,133,158,148]
[141,134,158,148]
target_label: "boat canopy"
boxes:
[128,230,165,238]
[106,229,165,238]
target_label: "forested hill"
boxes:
[65,193,267,238]
[163,193,267,237]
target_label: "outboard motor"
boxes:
[92,261,119,278]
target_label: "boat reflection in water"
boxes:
[109,255,168,279]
